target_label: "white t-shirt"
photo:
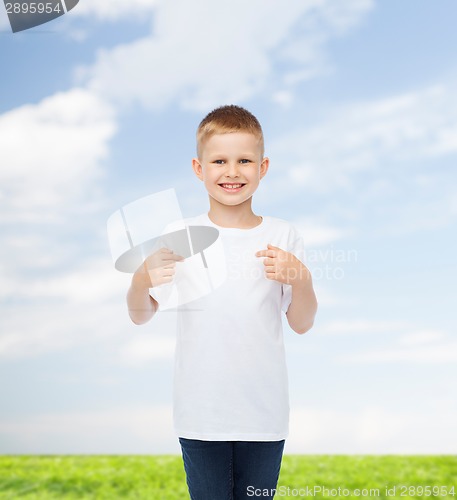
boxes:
[153,212,306,441]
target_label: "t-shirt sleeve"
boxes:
[281,226,306,314]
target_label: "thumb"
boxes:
[267,243,281,250]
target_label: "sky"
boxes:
[0,0,456,455]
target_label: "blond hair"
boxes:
[196,105,264,158]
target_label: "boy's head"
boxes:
[196,105,264,159]
[192,105,269,209]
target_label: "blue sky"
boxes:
[0,0,456,455]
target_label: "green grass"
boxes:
[0,455,455,499]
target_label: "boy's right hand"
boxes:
[133,247,185,289]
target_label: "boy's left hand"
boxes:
[255,244,311,287]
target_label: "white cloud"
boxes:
[80,0,373,112]
[0,298,174,362]
[315,320,457,364]
[0,300,126,360]
[0,239,131,361]
[0,88,122,362]
[0,256,180,361]
[398,329,446,346]
[0,87,117,223]
[320,319,409,335]
[0,258,134,360]
[22,258,126,303]
[303,284,347,308]
[344,339,457,364]
[3,401,455,454]
[0,87,123,357]
[276,0,374,82]
[270,84,457,194]
[73,0,157,21]
[293,218,349,247]
[382,193,457,233]
[118,334,176,365]
[287,403,457,454]
[325,323,457,364]
[0,405,179,454]
[0,8,9,30]
[271,90,294,109]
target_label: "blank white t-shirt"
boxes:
[157,212,306,441]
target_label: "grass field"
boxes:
[0,455,455,499]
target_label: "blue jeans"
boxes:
[179,437,285,500]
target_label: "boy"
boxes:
[126,105,318,499]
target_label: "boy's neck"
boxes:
[207,199,262,229]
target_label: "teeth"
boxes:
[221,184,243,189]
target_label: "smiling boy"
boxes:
[127,105,318,499]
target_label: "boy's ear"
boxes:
[192,158,204,181]
[260,157,270,180]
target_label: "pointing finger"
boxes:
[165,253,185,262]
[255,249,276,257]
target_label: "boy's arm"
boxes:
[285,277,318,334]
[126,247,184,325]
[256,243,318,335]
[127,273,159,325]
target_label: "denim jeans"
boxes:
[179,437,285,500]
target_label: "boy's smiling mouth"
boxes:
[218,183,246,193]
[218,183,246,192]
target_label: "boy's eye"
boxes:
[211,159,252,165]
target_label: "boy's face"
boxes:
[192,132,269,208]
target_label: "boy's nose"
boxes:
[226,162,240,176]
